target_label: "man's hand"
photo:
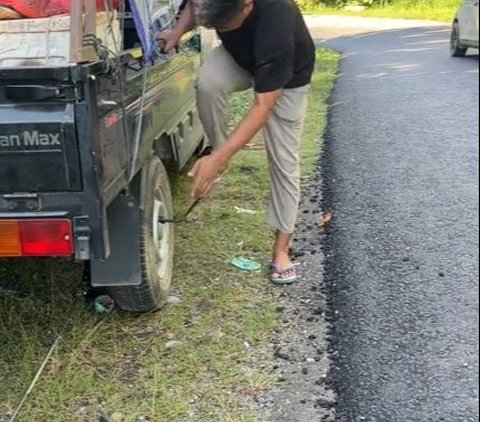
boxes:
[188,155,228,199]
[157,29,182,52]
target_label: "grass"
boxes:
[301,0,459,22]
[0,49,338,422]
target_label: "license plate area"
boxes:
[0,105,81,193]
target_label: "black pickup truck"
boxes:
[0,1,212,311]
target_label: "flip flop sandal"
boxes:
[268,261,299,269]
[271,264,297,285]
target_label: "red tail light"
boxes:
[0,219,73,257]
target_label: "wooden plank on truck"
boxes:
[0,12,120,67]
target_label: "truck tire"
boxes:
[109,156,174,312]
[451,21,467,57]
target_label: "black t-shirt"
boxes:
[216,0,315,93]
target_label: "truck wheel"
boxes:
[109,156,174,312]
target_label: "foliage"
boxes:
[298,0,460,22]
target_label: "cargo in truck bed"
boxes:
[0,12,121,67]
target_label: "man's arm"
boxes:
[174,1,196,34]
[158,1,195,51]
[189,90,282,199]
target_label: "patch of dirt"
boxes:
[255,172,336,422]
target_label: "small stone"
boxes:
[316,397,336,409]
[439,272,445,277]
[302,367,309,375]
[402,257,410,262]
[306,358,316,363]
[165,340,182,349]
[276,306,285,313]
[167,295,182,305]
[300,399,307,404]
[77,406,88,415]
[274,348,291,361]
[239,166,257,175]
[111,412,125,422]
[308,334,317,340]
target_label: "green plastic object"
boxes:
[93,295,115,315]
[231,257,262,272]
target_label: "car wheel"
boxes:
[109,156,174,312]
[451,21,468,57]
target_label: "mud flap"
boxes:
[90,191,143,287]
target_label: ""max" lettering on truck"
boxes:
[0,131,61,148]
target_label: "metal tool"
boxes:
[158,198,201,224]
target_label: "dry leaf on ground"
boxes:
[317,212,333,228]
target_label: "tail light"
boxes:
[0,221,21,257]
[0,219,73,257]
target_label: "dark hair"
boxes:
[191,0,245,28]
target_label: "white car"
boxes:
[451,0,479,56]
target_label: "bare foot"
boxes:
[273,251,293,271]
[271,252,297,283]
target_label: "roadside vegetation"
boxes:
[299,0,459,22]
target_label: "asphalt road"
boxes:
[308,17,479,422]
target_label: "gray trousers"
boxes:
[196,46,310,234]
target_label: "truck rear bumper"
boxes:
[0,192,96,261]
[0,175,144,288]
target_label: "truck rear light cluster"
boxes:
[0,219,73,257]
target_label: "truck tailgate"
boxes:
[0,96,81,193]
